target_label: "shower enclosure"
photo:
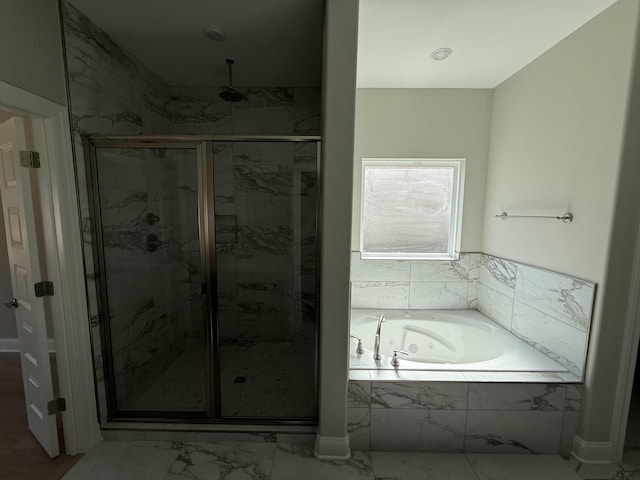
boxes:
[84,135,320,423]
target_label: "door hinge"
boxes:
[34,281,54,297]
[19,150,41,169]
[47,397,66,415]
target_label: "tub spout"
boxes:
[373,314,386,360]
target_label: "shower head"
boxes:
[220,58,243,102]
[220,88,243,102]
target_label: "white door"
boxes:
[0,117,59,458]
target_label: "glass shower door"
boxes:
[213,141,319,420]
[89,144,208,416]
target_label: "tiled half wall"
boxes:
[350,252,595,378]
[349,252,595,453]
[348,380,582,454]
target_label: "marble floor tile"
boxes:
[370,451,480,479]
[576,463,625,479]
[62,440,634,480]
[62,441,181,480]
[270,444,375,480]
[164,442,276,480]
[622,448,640,471]
[467,454,582,480]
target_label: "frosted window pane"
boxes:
[363,165,454,254]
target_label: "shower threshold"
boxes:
[100,422,317,444]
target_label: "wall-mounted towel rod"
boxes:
[495,211,573,224]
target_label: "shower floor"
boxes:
[123,349,206,412]
[219,340,316,419]
[121,340,315,420]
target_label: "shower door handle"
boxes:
[4,298,18,309]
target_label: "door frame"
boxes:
[0,80,102,454]
[609,215,640,462]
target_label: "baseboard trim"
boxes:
[314,434,351,460]
[572,436,614,464]
[0,338,56,353]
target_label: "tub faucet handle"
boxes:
[350,334,365,355]
[391,349,409,367]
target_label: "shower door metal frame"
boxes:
[84,135,321,426]
[84,137,213,421]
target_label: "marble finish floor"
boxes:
[61,440,640,480]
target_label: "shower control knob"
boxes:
[145,212,160,225]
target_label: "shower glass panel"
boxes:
[90,145,207,415]
[86,136,319,423]
[214,141,318,420]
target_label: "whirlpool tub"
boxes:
[349,309,568,374]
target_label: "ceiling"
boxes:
[67,0,325,87]
[68,0,618,90]
[357,0,619,88]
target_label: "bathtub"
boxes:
[350,308,567,373]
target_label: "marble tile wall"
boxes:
[90,147,203,409]
[350,252,481,310]
[350,252,595,378]
[477,255,595,378]
[63,0,321,420]
[63,1,179,417]
[214,141,318,347]
[167,86,321,136]
[63,2,171,136]
[347,380,582,454]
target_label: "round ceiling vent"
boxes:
[431,47,453,61]
[203,25,226,42]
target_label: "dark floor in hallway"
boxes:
[0,352,82,480]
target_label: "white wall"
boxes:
[0,0,67,106]
[482,1,637,283]
[352,89,493,252]
[481,0,640,445]
[0,0,67,342]
[316,0,359,459]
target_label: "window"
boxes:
[360,158,465,260]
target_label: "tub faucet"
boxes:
[373,314,386,360]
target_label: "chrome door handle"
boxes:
[4,298,18,309]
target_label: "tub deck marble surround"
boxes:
[59,439,640,480]
[351,252,596,379]
[347,380,582,454]
[349,309,573,379]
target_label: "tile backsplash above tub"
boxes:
[350,252,596,378]
[350,252,480,309]
[477,255,595,378]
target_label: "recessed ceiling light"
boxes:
[203,25,226,42]
[431,48,453,61]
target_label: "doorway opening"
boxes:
[0,106,82,474]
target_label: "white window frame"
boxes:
[360,158,466,260]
